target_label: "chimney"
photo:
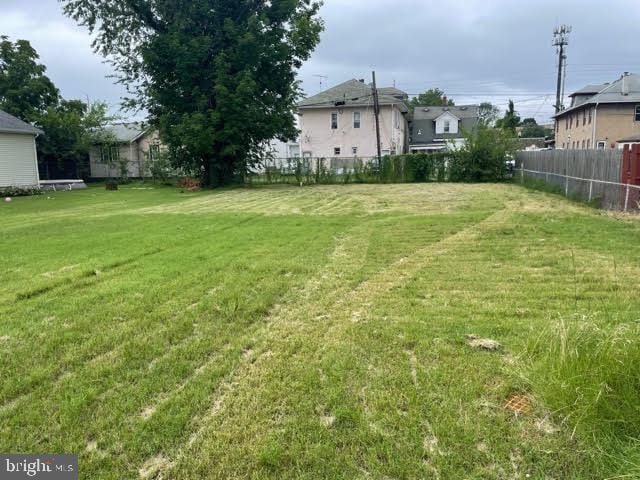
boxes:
[359,79,365,83]
[442,95,448,106]
[622,73,629,96]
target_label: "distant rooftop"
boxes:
[100,123,148,143]
[557,73,640,116]
[412,105,479,120]
[0,110,43,135]
[298,79,409,112]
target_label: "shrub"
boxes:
[449,123,517,182]
[0,186,42,197]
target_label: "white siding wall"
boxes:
[435,112,460,134]
[0,133,39,187]
[299,105,408,158]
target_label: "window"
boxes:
[565,116,568,130]
[149,144,161,161]
[352,146,358,155]
[444,120,450,133]
[331,112,338,129]
[597,141,606,150]
[353,112,361,129]
[100,145,120,164]
[583,110,586,126]
[635,105,640,122]
[569,115,573,129]
[589,108,592,124]
[334,147,341,156]
[582,140,586,149]
[587,139,591,149]
[556,121,559,133]
[562,142,565,149]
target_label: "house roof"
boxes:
[412,105,479,120]
[0,110,43,135]
[298,79,409,112]
[100,123,148,143]
[556,73,640,117]
[568,84,608,97]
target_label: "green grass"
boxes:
[1,183,640,479]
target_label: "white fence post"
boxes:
[588,180,593,203]
[565,175,569,196]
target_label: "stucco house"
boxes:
[297,79,409,160]
[90,123,161,178]
[409,105,479,152]
[0,109,42,188]
[554,72,640,150]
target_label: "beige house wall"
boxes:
[89,130,162,178]
[299,104,408,158]
[555,103,640,150]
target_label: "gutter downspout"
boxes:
[591,103,598,149]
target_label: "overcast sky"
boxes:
[2,0,639,123]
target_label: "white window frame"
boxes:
[635,105,640,122]
[444,120,450,133]
[331,112,338,130]
[597,141,606,150]
[353,112,361,129]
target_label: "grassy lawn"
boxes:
[1,183,639,479]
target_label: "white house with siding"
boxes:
[297,79,409,160]
[0,110,42,188]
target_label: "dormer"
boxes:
[434,111,460,134]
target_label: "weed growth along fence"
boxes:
[250,153,451,185]
[516,148,640,211]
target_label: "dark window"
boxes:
[635,105,640,122]
[570,115,573,129]
[100,145,120,164]
[565,116,568,129]
[444,120,450,133]
[334,147,341,156]
[583,110,586,126]
[352,146,358,155]
[353,112,361,129]
[331,112,338,129]
[589,108,592,124]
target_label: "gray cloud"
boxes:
[2,0,639,122]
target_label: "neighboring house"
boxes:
[409,105,479,152]
[0,109,42,188]
[90,123,161,178]
[264,115,301,160]
[297,79,410,159]
[554,72,640,150]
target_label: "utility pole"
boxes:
[553,25,571,113]
[372,71,382,171]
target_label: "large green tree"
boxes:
[61,0,324,186]
[478,102,500,126]
[408,88,454,111]
[0,36,59,121]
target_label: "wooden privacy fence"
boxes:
[516,146,640,211]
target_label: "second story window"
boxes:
[444,120,450,133]
[569,115,573,129]
[334,147,341,156]
[589,108,592,124]
[353,112,361,129]
[635,105,640,122]
[583,110,586,126]
[331,112,338,129]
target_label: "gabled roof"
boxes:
[100,123,148,143]
[568,84,608,97]
[556,73,640,117]
[412,105,479,121]
[298,79,409,112]
[0,110,43,135]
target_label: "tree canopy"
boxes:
[0,36,59,121]
[495,99,521,132]
[0,37,114,179]
[61,0,324,187]
[478,102,500,126]
[408,88,454,111]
